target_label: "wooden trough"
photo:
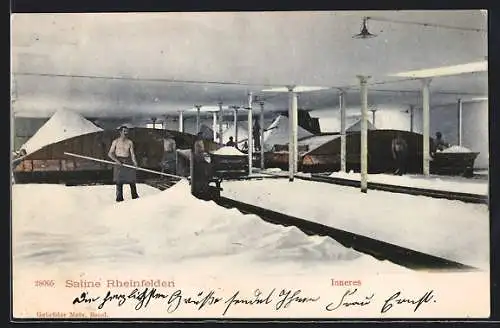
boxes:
[209,153,248,179]
[264,130,479,177]
[13,128,219,184]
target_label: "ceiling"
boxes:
[11,10,488,118]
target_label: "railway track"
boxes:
[219,174,288,181]
[145,178,478,272]
[145,174,287,190]
[296,174,488,205]
[145,177,181,191]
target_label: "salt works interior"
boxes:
[11,10,489,283]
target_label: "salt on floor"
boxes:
[12,181,409,276]
[221,179,489,270]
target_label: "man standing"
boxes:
[253,120,261,151]
[241,141,249,153]
[433,132,450,152]
[161,131,177,174]
[191,132,210,198]
[391,132,408,176]
[108,126,139,202]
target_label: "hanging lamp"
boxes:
[353,17,377,39]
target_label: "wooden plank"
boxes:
[61,159,75,171]
[13,160,29,172]
[64,152,186,179]
[32,159,62,172]
[74,159,103,170]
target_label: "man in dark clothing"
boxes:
[391,132,408,176]
[108,126,139,202]
[434,132,450,151]
[226,136,236,147]
[253,121,261,151]
[241,141,249,153]
[191,132,210,198]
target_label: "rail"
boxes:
[296,174,488,205]
[144,178,478,271]
[213,196,478,271]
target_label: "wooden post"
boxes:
[357,75,370,193]
[422,78,432,176]
[287,86,297,181]
[195,105,201,134]
[260,101,265,169]
[218,102,224,146]
[339,89,347,172]
[457,98,463,146]
[247,93,253,175]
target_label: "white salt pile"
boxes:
[21,109,103,154]
[441,145,474,153]
[342,118,376,132]
[12,181,408,274]
[263,168,283,173]
[300,135,340,154]
[211,146,246,156]
[263,115,313,151]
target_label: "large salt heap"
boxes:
[263,115,313,151]
[314,115,375,133]
[20,109,103,155]
[344,118,376,132]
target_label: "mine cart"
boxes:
[430,152,480,177]
[209,153,248,179]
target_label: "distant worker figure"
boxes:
[253,120,261,151]
[193,132,205,156]
[17,148,27,157]
[12,148,27,168]
[161,131,177,174]
[12,148,27,184]
[108,126,139,202]
[226,136,236,147]
[241,141,249,153]
[391,132,408,176]
[433,132,450,152]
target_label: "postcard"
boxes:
[11,10,490,320]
